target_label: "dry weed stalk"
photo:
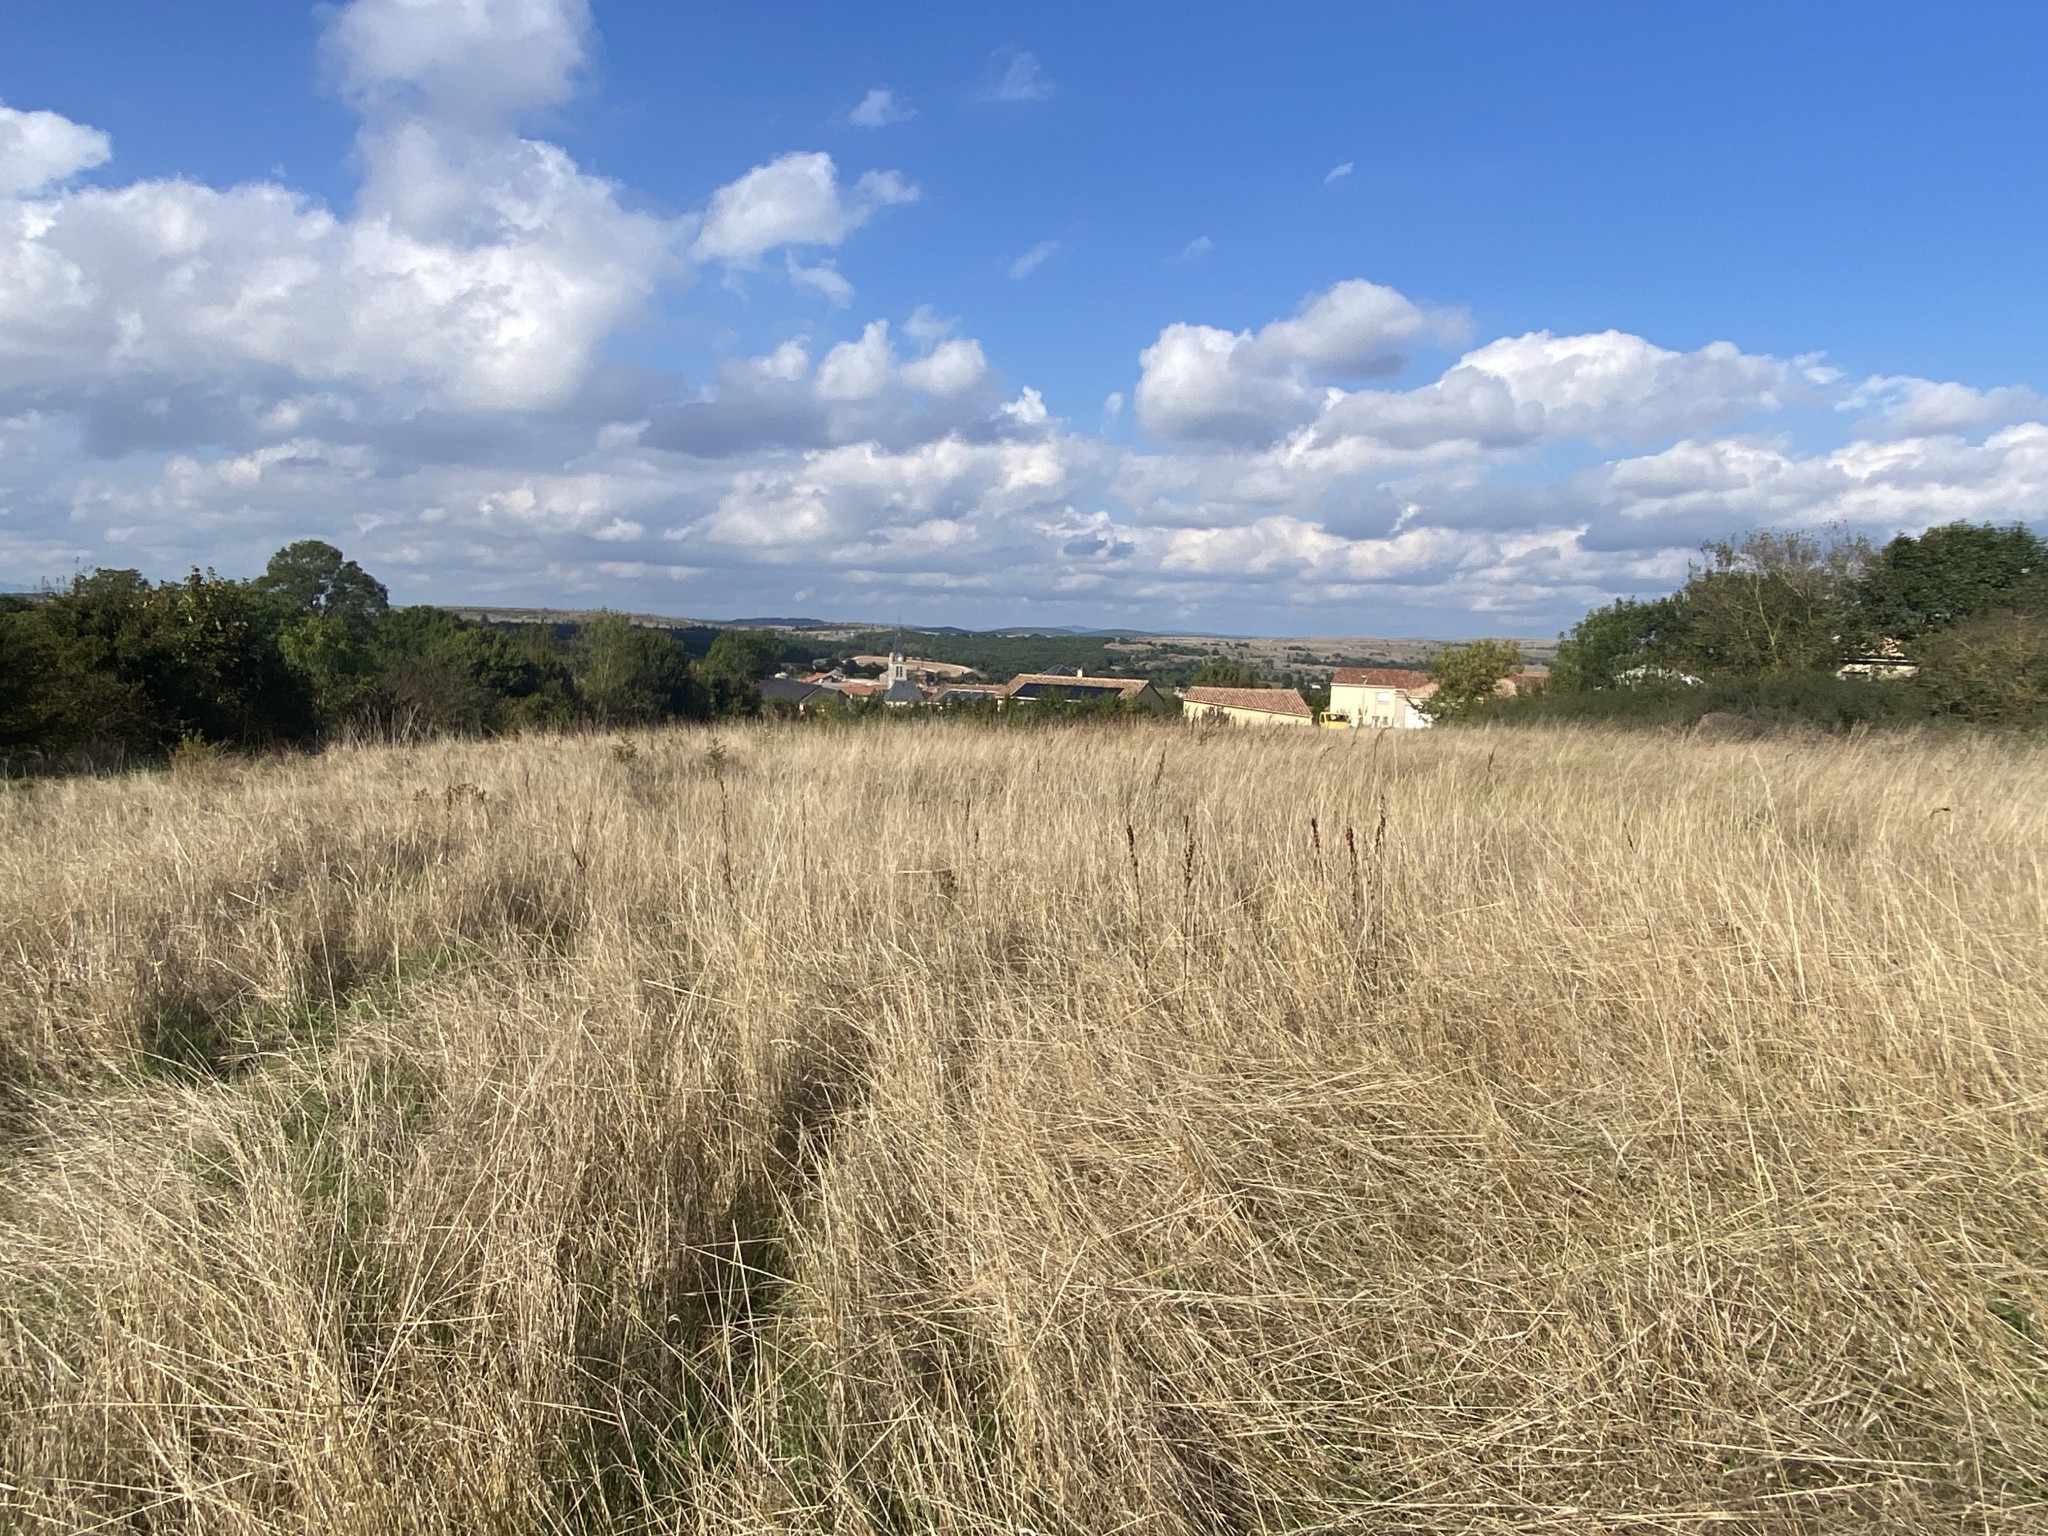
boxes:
[0,721,2043,1533]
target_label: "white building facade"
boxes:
[1326,668,1436,729]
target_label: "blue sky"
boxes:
[2,0,2045,634]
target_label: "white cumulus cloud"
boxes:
[1844,375,2048,437]
[0,104,110,195]
[4,5,2046,634]
[900,337,989,398]
[691,152,918,267]
[0,0,672,413]
[1136,279,1464,442]
[1312,330,1801,451]
[786,255,855,306]
[327,0,592,122]
[815,321,896,402]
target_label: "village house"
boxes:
[1326,667,1437,729]
[998,672,1173,712]
[1180,685,1316,727]
[758,677,830,715]
[930,684,1006,706]
[1837,638,1918,680]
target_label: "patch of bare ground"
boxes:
[0,722,2043,1532]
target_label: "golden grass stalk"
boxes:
[1,720,2044,1532]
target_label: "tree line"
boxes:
[1468,520,2047,727]
[1,542,790,771]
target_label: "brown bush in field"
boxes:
[1,721,2044,1534]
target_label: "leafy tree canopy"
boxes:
[581,613,705,725]
[1860,522,2046,635]
[1661,529,1872,679]
[1550,597,1678,691]
[1423,639,1524,718]
[255,540,390,629]
[703,628,787,682]
[1188,659,1260,689]
[1911,612,2048,724]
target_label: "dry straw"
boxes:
[0,720,2043,1533]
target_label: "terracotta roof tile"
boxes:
[999,673,1154,699]
[1181,686,1315,717]
[1332,667,1434,689]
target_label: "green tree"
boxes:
[1188,659,1259,688]
[279,614,382,734]
[27,568,314,752]
[1551,596,1680,691]
[580,613,703,725]
[5,576,151,758]
[1858,522,2046,636]
[1422,638,1524,719]
[254,541,390,629]
[364,610,575,737]
[1662,529,1871,678]
[702,628,787,683]
[1911,613,2048,724]
[1,597,136,762]
[148,571,315,745]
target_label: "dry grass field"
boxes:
[1,721,2044,1534]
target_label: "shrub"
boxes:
[1913,613,2048,724]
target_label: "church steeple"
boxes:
[882,630,924,706]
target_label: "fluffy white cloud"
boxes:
[1137,279,1464,442]
[0,0,671,413]
[0,104,110,196]
[0,133,669,413]
[327,0,590,122]
[786,255,854,306]
[1136,324,1321,444]
[685,434,1069,556]
[815,322,895,402]
[1845,375,2048,437]
[4,5,2045,633]
[900,338,989,398]
[1310,330,1802,451]
[1592,423,2048,532]
[690,152,918,267]
[640,317,999,458]
[848,88,914,128]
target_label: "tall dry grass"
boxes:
[0,719,2043,1533]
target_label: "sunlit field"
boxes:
[2,721,2044,1534]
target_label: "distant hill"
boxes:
[437,604,1555,684]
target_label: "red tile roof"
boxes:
[1332,667,1434,689]
[999,673,1155,700]
[1181,686,1315,718]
